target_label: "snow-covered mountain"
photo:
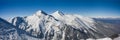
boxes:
[1,10,120,40]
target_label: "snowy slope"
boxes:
[0,18,21,40]
[7,10,120,40]
[0,17,49,40]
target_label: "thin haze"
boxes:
[0,0,120,19]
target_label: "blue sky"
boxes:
[0,0,120,18]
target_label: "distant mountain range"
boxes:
[0,10,120,40]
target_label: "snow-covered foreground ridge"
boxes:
[1,10,120,40]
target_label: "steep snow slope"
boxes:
[0,17,48,40]
[0,18,21,40]
[8,10,120,40]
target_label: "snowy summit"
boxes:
[0,10,120,40]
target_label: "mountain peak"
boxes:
[53,10,64,16]
[34,10,47,16]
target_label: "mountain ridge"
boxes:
[0,10,120,40]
